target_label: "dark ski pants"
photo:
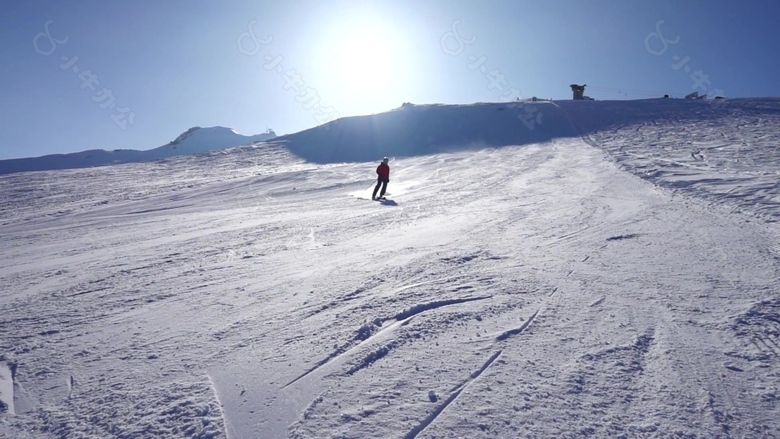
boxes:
[372,178,388,199]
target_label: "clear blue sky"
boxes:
[1,0,778,159]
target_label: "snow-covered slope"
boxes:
[270,97,780,221]
[268,101,575,163]
[0,126,277,176]
[1,98,780,439]
[559,98,780,221]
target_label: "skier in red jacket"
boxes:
[372,157,390,200]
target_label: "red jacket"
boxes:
[376,163,390,180]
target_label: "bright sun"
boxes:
[310,7,415,113]
[334,31,396,95]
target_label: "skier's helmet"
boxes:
[382,157,389,163]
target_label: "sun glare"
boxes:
[309,6,417,116]
[336,32,394,94]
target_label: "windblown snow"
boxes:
[1,98,779,438]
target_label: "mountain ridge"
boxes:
[0,126,277,175]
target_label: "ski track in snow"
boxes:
[1,99,780,438]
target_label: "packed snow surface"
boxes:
[1,98,779,438]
